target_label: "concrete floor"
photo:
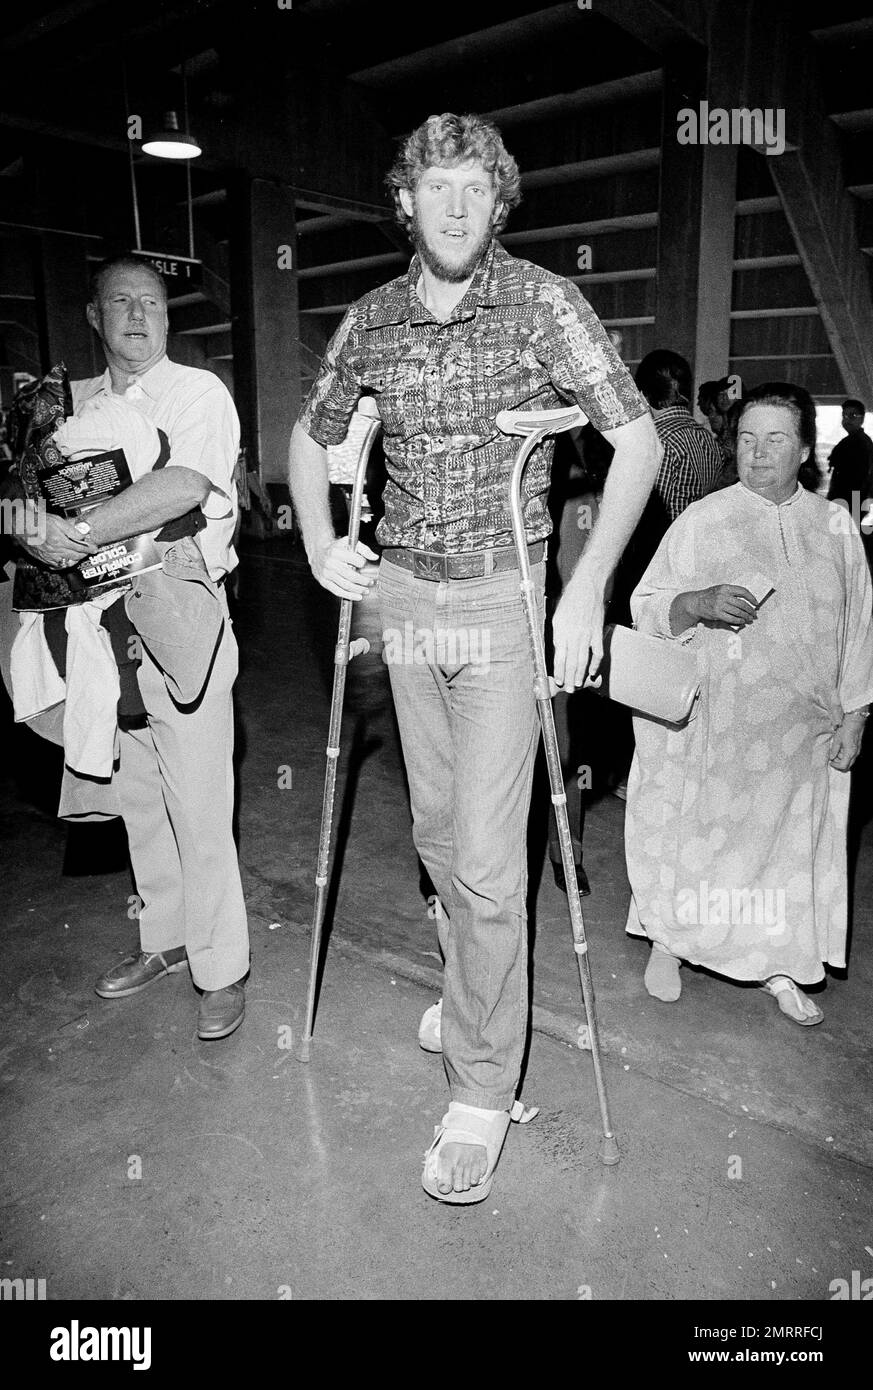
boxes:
[2,539,873,1302]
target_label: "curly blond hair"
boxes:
[386,112,521,237]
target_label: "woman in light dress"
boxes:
[625,382,873,1025]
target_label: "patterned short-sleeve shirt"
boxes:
[299,240,648,552]
[653,405,724,522]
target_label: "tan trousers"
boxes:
[114,599,249,991]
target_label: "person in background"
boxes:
[697,380,722,433]
[639,351,724,525]
[9,258,250,1041]
[698,377,741,489]
[827,399,873,516]
[608,350,723,798]
[626,381,873,1025]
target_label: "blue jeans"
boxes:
[377,556,546,1109]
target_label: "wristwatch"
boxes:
[74,521,91,536]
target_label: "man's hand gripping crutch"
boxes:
[497,405,620,1165]
[297,397,381,1062]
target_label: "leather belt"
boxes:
[381,541,545,581]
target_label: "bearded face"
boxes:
[400,160,501,285]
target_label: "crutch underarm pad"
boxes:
[496,406,589,436]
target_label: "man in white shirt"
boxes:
[18,257,250,1038]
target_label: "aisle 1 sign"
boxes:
[131,250,202,290]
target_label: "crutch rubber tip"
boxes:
[599,1134,620,1166]
[296,1036,312,1063]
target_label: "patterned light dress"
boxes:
[625,482,873,984]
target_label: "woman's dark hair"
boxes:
[697,379,721,413]
[738,380,821,491]
[635,349,692,409]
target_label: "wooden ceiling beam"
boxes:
[521,148,659,189]
[297,214,356,237]
[734,254,801,270]
[730,306,818,319]
[724,0,873,400]
[293,190,388,222]
[576,268,656,284]
[830,109,873,133]
[297,252,404,281]
[350,3,577,86]
[482,70,662,128]
[600,315,655,327]
[736,196,781,215]
[0,0,113,54]
[769,151,873,400]
[593,0,707,53]
[812,18,873,45]
[0,109,127,152]
[501,212,658,246]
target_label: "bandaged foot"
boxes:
[421,1101,536,1205]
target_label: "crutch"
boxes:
[497,405,620,1165]
[297,396,381,1063]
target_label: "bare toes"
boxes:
[439,1142,486,1193]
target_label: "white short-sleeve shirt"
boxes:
[72,355,240,580]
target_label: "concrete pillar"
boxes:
[654,53,737,394]
[229,176,301,485]
[34,234,98,379]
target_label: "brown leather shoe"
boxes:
[95,946,188,999]
[197,981,245,1040]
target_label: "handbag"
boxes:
[592,623,699,724]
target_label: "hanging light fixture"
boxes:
[143,109,201,159]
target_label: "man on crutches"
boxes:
[288,112,660,1204]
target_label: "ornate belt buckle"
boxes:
[413,551,446,581]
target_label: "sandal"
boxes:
[421,1099,538,1205]
[761,975,824,1027]
[418,999,442,1054]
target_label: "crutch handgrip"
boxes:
[496,405,588,436]
[335,637,371,664]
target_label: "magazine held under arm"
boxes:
[46,447,163,590]
[16,447,163,609]
[8,363,206,612]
